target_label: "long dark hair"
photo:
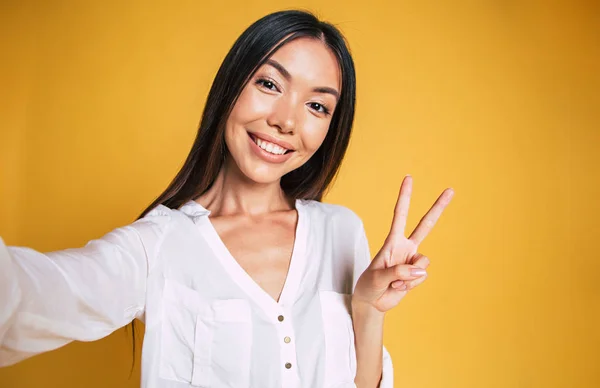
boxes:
[128,9,357,368]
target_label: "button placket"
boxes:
[275,310,299,386]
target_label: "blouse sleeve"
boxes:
[353,219,394,388]
[0,206,171,367]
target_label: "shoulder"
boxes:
[119,204,181,269]
[133,204,173,226]
[128,204,175,242]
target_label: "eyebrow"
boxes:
[265,59,340,100]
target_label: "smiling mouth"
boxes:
[248,132,294,155]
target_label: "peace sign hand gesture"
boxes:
[353,175,454,313]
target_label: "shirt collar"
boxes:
[178,198,308,221]
[178,200,211,221]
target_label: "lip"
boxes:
[247,131,296,151]
[247,132,295,164]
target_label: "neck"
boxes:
[196,156,294,217]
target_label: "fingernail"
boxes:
[411,268,427,277]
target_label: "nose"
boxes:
[266,94,297,134]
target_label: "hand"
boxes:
[353,175,454,313]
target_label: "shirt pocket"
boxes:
[319,291,357,387]
[159,279,253,388]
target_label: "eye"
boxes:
[308,102,331,116]
[256,78,280,92]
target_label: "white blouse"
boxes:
[0,199,393,387]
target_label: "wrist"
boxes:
[351,298,386,323]
[351,298,385,388]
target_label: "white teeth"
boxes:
[253,135,288,155]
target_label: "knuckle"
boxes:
[394,265,407,278]
[424,219,435,228]
[395,209,408,218]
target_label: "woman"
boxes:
[0,10,453,388]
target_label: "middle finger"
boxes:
[408,188,454,245]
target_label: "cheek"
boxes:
[225,88,269,147]
[230,87,272,124]
[301,121,330,154]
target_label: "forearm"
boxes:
[352,300,385,388]
[0,226,150,366]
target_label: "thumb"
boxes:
[375,263,427,286]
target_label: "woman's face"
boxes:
[224,37,341,185]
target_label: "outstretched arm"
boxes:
[0,207,170,367]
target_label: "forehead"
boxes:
[266,37,341,90]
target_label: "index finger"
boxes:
[387,175,413,240]
[408,188,454,245]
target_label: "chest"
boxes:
[211,214,297,302]
[148,215,362,388]
[145,207,363,386]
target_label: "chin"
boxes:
[239,162,287,185]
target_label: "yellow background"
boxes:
[1,1,598,387]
